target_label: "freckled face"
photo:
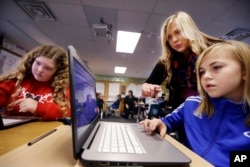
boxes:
[199,48,245,102]
[32,56,57,82]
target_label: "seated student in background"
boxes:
[96,92,104,113]
[77,94,98,126]
[123,90,137,119]
[111,94,122,110]
[136,97,146,121]
[109,94,122,116]
[140,40,250,167]
[0,45,70,121]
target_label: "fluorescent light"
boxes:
[116,30,141,53]
[114,66,127,74]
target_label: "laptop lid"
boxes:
[67,45,98,159]
[0,114,39,130]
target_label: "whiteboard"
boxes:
[0,49,21,75]
[126,83,142,98]
[96,82,105,95]
[108,82,120,101]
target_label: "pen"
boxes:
[27,128,57,146]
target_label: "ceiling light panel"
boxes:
[116,30,141,54]
[114,66,127,74]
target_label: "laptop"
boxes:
[0,113,39,130]
[67,45,191,166]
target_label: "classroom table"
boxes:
[0,121,62,156]
[0,121,214,167]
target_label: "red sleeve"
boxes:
[34,87,71,121]
[0,79,16,107]
[34,102,62,121]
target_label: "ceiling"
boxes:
[0,0,249,79]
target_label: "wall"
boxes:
[95,75,167,101]
[0,37,26,75]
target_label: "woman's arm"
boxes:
[142,62,166,97]
[145,61,166,84]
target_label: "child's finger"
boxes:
[13,98,24,105]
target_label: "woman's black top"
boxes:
[145,53,198,110]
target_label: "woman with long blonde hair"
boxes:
[142,11,223,109]
[0,45,70,120]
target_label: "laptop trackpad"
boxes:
[132,124,162,141]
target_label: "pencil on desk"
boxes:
[27,128,57,146]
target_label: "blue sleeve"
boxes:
[161,103,185,133]
[161,96,201,133]
[112,100,120,109]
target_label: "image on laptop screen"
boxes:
[68,46,98,158]
[74,59,97,133]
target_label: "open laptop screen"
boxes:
[68,46,98,158]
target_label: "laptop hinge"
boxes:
[82,122,100,150]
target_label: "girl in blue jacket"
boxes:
[140,40,250,167]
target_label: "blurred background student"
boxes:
[122,90,137,119]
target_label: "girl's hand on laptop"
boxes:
[139,118,167,138]
[14,98,38,113]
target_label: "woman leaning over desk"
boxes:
[141,11,223,110]
[0,45,70,121]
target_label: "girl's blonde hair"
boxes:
[0,45,69,116]
[159,11,223,87]
[195,40,250,125]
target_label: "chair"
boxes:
[116,99,124,116]
[106,99,124,117]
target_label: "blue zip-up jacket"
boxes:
[161,96,250,167]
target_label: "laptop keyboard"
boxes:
[98,123,145,154]
[3,118,23,125]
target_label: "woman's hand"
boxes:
[141,83,161,98]
[14,98,38,113]
[139,118,167,138]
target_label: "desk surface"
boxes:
[0,121,214,167]
[0,121,62,156]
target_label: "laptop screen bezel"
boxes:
[68,45,99,159]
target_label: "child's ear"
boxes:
[242,70,246,80]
